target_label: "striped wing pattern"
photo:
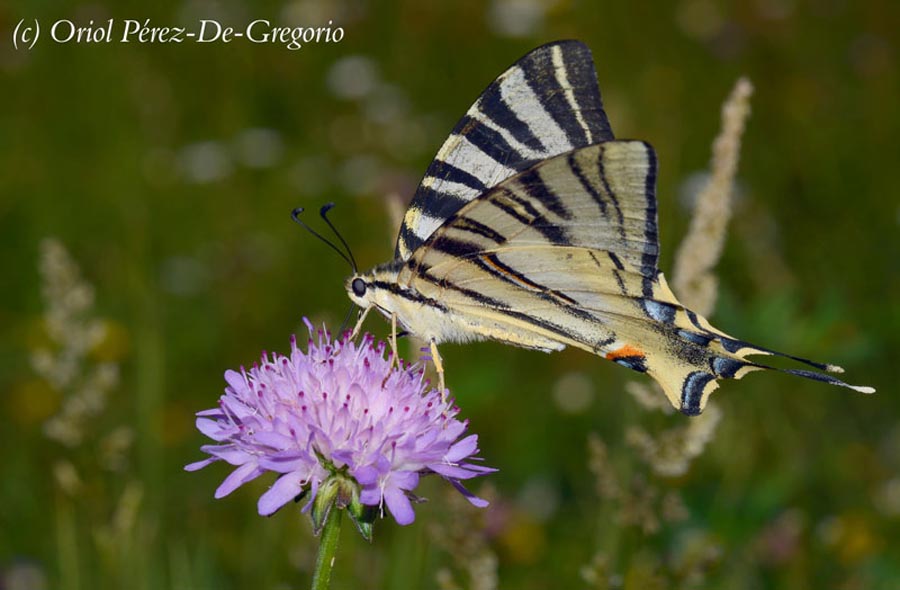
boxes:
[396,40,614,261]
[400,141,872,414]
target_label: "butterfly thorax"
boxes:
[346,261,473,344]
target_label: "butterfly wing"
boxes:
[396,40,615,261]
[401,141,873,414]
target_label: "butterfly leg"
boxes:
[350,306,372,340]
[429,339,447,401]
[388,312,400,370]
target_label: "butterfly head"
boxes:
[346,273,374,309]
[345,261,405,319]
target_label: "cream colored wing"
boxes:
[400,141,873,415]
[396,40,614,260]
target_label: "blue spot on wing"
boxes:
[678,329,712,346]
[643,299,676,323]
[614,356,648,373]
[712,357,745,378]
[681,371,715,416]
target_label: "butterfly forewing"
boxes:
[396,40,615,261]
[398,140,872,413]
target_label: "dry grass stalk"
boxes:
[34,238,121,448]
[672,77,754,316]
[624,381,675,415]
[587,433,621,501]
[622,78,755,479]
[585,81,756,583]
[429,486,499,590]
[626,402,723,477]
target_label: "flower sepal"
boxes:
[309,470,376,542]
[346,497,377,543]
[311,472,356,536]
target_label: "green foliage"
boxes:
[2,1,898,588]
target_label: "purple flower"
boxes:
[186,320,494,527]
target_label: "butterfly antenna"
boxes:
[319,203,358,273]
[339,302,357,335]
[291,207,355,271]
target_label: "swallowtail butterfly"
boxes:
[344,40,874,415]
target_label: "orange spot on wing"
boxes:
[606,344,645,361]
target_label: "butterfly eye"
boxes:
[351,278,367,297]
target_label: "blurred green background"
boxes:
[2,1,898,588]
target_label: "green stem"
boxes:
[311,507,343,590]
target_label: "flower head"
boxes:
[186,320,494,528]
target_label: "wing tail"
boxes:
[651,329,875,416]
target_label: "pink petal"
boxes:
[258,471,307,516]
[359,487,381,506]
[184,457,217,471]
[196,418,227,439]
[391,471,419,491]
[224,369,248,393]
[444,434,478,462]
[252,430,295,449]
[215,462,263,498]
[440,420,466,441]
[257,455,308,474]
[353,465,380,486]
[202,445,251,466]
[429,463,481,479]
[384,486,415,525]
[449,479,489,508]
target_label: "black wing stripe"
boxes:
[424,160,488,193]
[639,142,660,295]
[475,85,547,154]
[489,189,534,227]
[451,116,522,173]
[370,280,447,311]
[451,216,507,244]
[430,233,586,310]
[520,47,588,148]
[557,42,614,144]
[414,188,468,230]
[417,265,593,340]
[681,372,715,416]
[606,251,625,271]
[503,191,569,244]
[480,253,579,306]
[429,235,484,260]
[567,150,608,217]
[419,268,510,310]
[590,251,627,295]
[595,145,625,231]
[515,168,572,220]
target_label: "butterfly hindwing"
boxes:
[396,40,615,261]
[400,141,871,414]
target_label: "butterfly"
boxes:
[343,40,874,415]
